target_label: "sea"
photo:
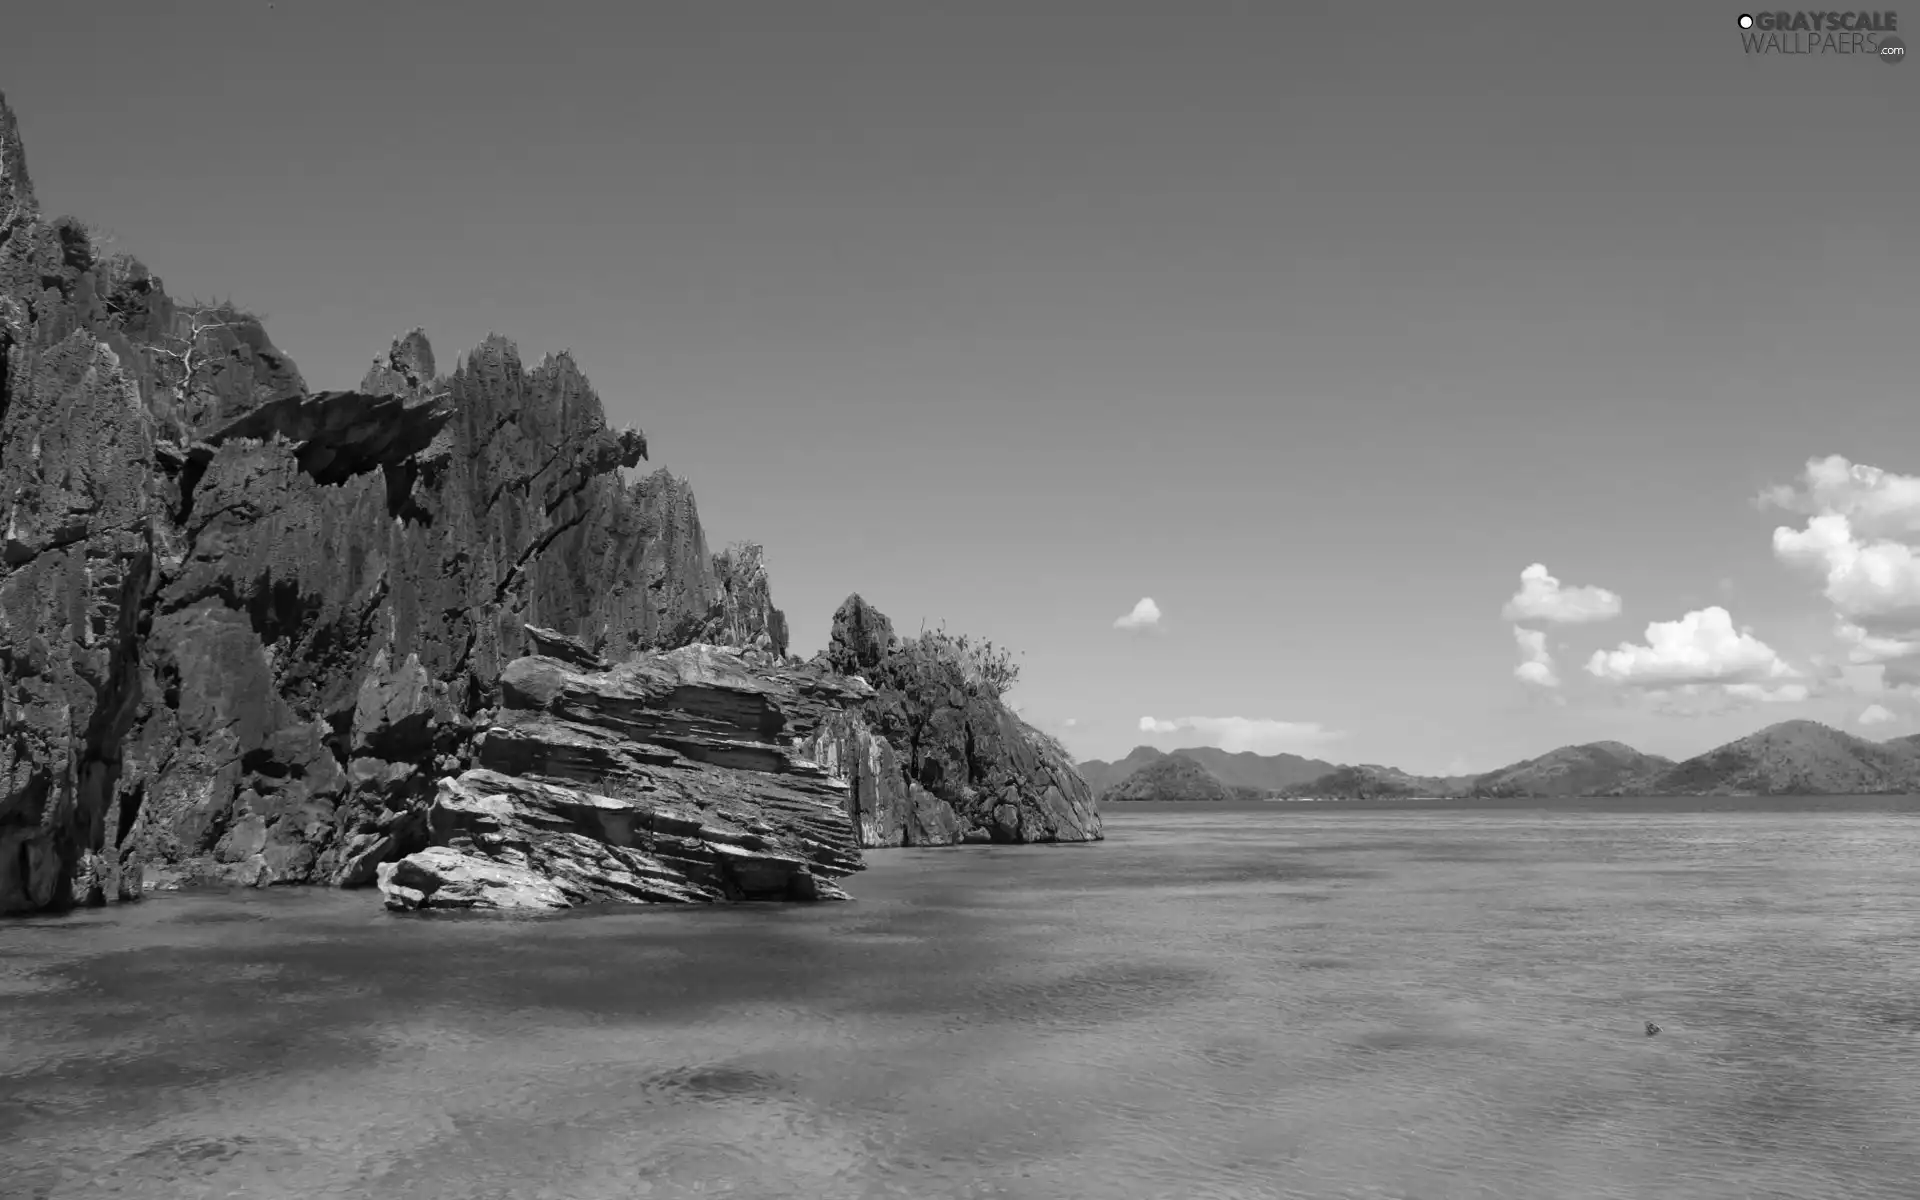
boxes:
[4,798,1919,1200]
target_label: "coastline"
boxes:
[1102,794,1920,814]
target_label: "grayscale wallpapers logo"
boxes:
[1736,10,1905,58]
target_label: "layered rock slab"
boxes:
[377,646,866,910]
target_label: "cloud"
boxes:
[1760,455,1920,541]
[1770,457,1920,648]
[1774,518,1920,635]
[1063,717,1078,728]
[1136,715,1342,754]
[1512,625,1559,688]
[1721,682,1810,703]
[1836,622,1920,665]
[1501,563,1622,625]
[1586,607,1799,693]
[1638,682,1804,718]
[1857,703,1897,726]
[1112,597,1163,631]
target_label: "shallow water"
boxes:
[5,804,1920,1199]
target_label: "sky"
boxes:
[4,1,1916,773]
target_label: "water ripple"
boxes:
[3,806,1918,1199]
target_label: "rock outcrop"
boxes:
[376,646,867,910]
[823,592,896,675]
[376,616,1103,910]
[0,91,1096,916]
[796,596,1101,847]
[0,93,774,912]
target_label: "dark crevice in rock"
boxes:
[55,219,93,274]
[381,460,431,524]
[491,496,592,607]
[0,322,12,435]
[322,710,353,769]
[114,782,144,851]
[4,522,89,567]
[172,446,211,525]
[68,541,156,906]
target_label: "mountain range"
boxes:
[1079,720,1920,801]
[1077,745,1336,796]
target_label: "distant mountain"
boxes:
[1079,720,1920,804]
[1279,764,1472,800]
[1076,745,1334,795]
[1628,720,1920,796]
[1163,746,1338,791]
[1100,755,1241,803]
[1470,741,1674,798]
[1076,746,1167,795]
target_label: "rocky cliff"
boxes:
[797,596,1101,847]
[0,92,1095,915]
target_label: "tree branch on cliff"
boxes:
[150,300,252,401]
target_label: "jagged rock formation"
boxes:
[797,596,1101,846]
[0,93,1097,915]
[377,645,866,910]
[0,94,780,912]
[667,540,790,659]
[823,592,896,675]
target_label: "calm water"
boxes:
[4,803,1920,1200]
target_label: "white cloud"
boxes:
[1586,606,1799,691]
[1112,597,1163,632]
[1722,682,1810,704]
[1136,715,1342,754]
[1063,717,1078,728]
[1512,625,1559,688]
[1836,622,1920,665]
[1858,703,1897,726]
[1761,455,1920,541]
[1501,563,1622,625]
[1770,457,1920,653]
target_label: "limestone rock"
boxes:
[0,92,766,912]
[0,90,1097,916]
[377,646,864,910]
[663,541,790,657]
[377,845,571,912]
[521,624,609,671]
[796,595,1100,847]
[824,593,897,676]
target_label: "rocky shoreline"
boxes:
[0,91,1099,916]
